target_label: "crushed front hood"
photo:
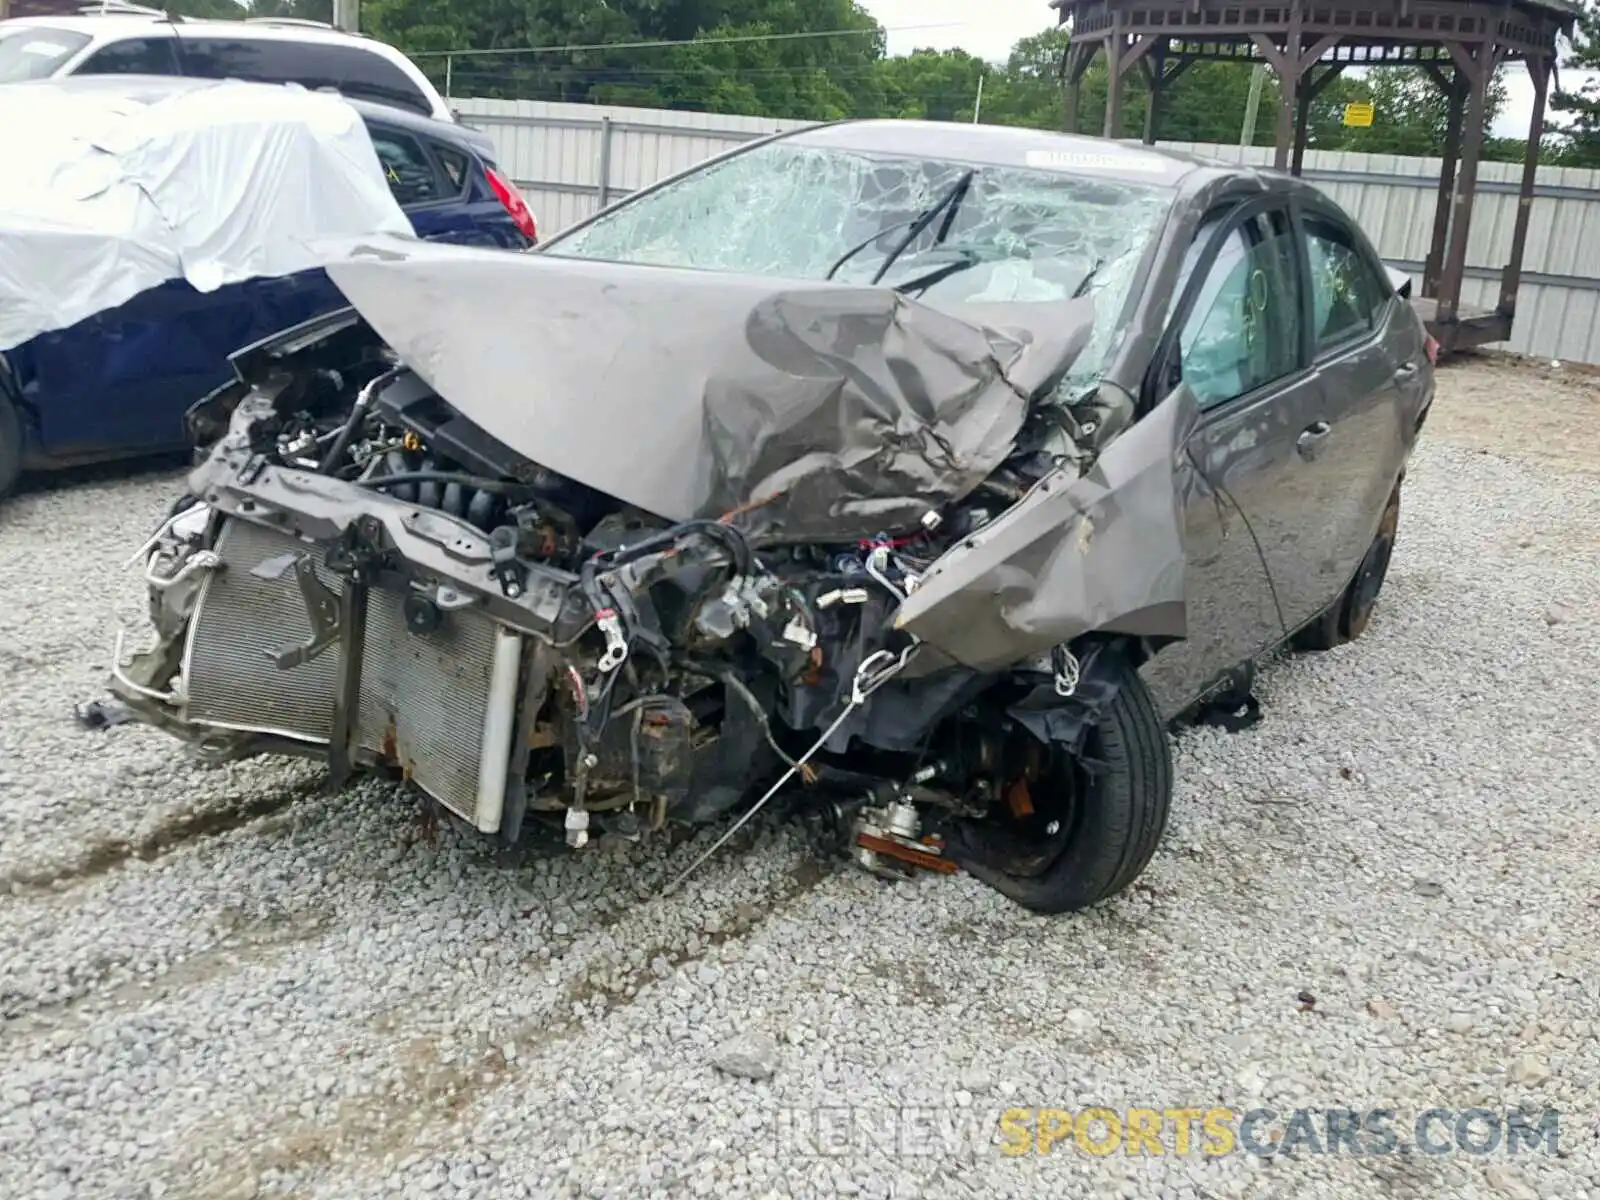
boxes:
[323,235,1092,542]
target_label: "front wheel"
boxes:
[948,654,1173,914]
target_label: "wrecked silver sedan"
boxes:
[111,121,1433,912]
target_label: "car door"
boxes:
[1138,200,1314,718]
[25,272,345,460]
[1289,202,1423,623]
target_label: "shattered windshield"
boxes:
[545,139,1174,394]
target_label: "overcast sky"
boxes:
[863,0,1592,141]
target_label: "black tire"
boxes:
[1293,486,1401,652]
[0,391,21,501]
[952,657,1174,914]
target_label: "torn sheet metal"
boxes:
[0,78,412,351]
[324,235,1095,543]
[893,387,1199,672]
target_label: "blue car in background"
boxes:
[0,75,537,498]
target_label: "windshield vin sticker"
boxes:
[1024,150,1171,173]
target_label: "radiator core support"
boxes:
[180,517,525,831]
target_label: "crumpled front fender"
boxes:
[893,386,1200,673]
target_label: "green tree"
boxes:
[1306,65,1524,161]
[1550,0,1600,165]
[1059,54,1276,145]
[363,0,885,116]
[162,0,247,18]
[162,0,331,19]
[876,47,984,121]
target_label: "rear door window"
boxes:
[368,125,444,207]
[1302,213,1396,354]
[175,37,432,115]
[430,142,473,197]
[75,36,181,76]
[0,28,89,81]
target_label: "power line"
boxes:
[444,64,993,79]
[410,23,964,61]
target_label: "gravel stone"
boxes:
[0,361,1597,1200]
[1508,1054,1552,1086]
[710,1032,780,1081]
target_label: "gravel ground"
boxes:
[1,356,1597,1200]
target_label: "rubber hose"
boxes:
[442,480,464,517]
[466,488,497,530]
[417,458,441,511]
[383,451,416,503]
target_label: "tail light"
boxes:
[1424,334,1440,366]
[484,166,538,244]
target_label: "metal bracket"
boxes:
[326,576,369,791]
[255,553,341,670]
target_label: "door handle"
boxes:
[1296,421,1331,460]
[1393,361,1418,379]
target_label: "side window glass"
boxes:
[327,47,432,115]
[432,143,471,195]
[76,37,180,76]
[176,39,431,116]
[176,38,271,82]
[1304,215,1393,353]
[1178,211,1302,409]
[369,126,440,206]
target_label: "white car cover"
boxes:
[0,78,415,351]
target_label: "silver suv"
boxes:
[0,4,451,120]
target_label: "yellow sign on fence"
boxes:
[1344,102,1375,127]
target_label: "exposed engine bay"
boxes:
[111,240,1194,906]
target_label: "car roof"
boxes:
[787,118,1307,198]
[7,73,494,158]
[3,12,381,46]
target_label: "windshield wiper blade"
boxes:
[869,169,977,286]
[1071,257,1106,298]
[891,250,982,296]
[825,217,916,281]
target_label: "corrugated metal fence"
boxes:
[454,96,1600,365]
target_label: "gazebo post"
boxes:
[1499,53,1550,316]
[1140,46,1163,144]
[1253,23,1339,172]
[1272,13,1304,171]
[1293,83,1314,175]
[1142,51,1192,145]
[1104,19,1126,137]
[1437,38,1500,326]
[1292,63,1345,176]
[1062,41,1095,135]
[1422,67,1466,299]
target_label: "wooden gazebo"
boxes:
[1050,0,1580,354]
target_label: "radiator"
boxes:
[181,518,519,828]
[182,519,342,743]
